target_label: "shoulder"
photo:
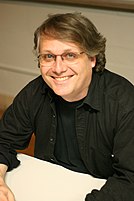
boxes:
[101,69,134,94]
[19,75,48,95]
[14,75,49,104]
[99,69,134,111]
[24,75,45,90]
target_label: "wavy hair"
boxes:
[34,12,106,72]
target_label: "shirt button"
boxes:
[50,158,55,161]
[53,114,56,118]
[50,138,54,142]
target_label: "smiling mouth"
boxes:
[52,76,73,81]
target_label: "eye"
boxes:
[43,54,55,60]
[65,52,77,60]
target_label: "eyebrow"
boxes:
[40,48,80,54]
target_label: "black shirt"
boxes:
[55,96,88,173]
[0,68,134,201]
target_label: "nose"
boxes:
[51,55,67,74]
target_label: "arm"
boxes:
[0,77,41,200]
[85,108,134,201]
[0,164,15,201]
[0,89,32,199]
[0,84,34,171]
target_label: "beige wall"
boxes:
[0,0,134,99]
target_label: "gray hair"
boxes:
[34,12,106,72]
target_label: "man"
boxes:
[0,12,134,201]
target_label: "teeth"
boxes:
[55,76,69,81]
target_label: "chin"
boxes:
[53,86,71,96]
[53,89,70,97]
[54,91,67,97]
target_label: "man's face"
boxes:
[39,38,96,102]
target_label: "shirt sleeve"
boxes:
[0,86,34,171]
[85,108,134,201]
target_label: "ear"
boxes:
[90,56,96,68]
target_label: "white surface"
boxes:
[5,154,106,201]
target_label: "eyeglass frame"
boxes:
[37,51,85,67]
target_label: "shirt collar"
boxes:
[83,71,102,111]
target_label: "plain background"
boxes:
[0,0,134,97]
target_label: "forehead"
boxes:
[39,37,81,53]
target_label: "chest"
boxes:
[34,100,115,178]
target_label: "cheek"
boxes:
[79,64,92,84]
[40,67,49,77]
[40,68,49,84]
[79,61,92,76]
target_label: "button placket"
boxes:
[48,111,57,161]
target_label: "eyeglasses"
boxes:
[37,51,84,67]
